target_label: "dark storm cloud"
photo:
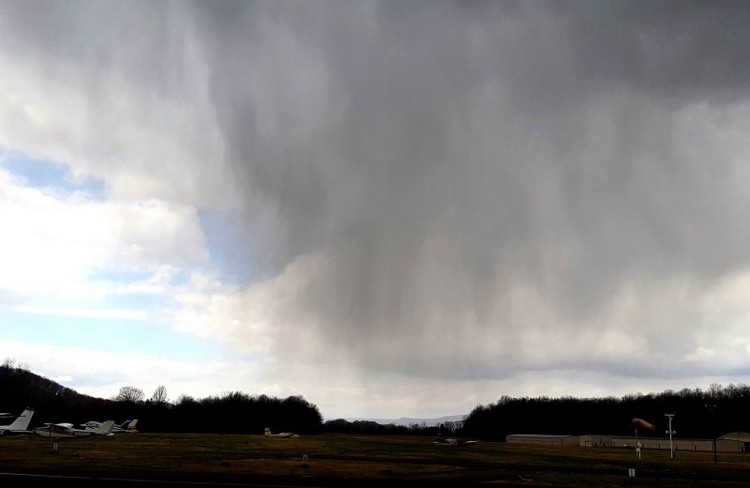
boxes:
[4,0,750,384]
[0,1,175,85]
[187,0,750,379]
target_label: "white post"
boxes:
[665,414,675,460]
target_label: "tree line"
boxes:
[462,384,750,440]
[7,360,750,439]
[323,418,464,436]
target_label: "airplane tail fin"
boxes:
[264,427,272,437]
[127,419,139,430]
[8,409,34,431]
[94,420,115,435]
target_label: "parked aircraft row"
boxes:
[34,420,115,438]
[0,409,139,439]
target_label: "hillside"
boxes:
[0,362,109,423]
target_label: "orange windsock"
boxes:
[631,418,656,431]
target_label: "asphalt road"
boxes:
[0,472,499,488]
[0,472,319,488]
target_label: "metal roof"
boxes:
[507,434,576,438]
[719,432,750,442]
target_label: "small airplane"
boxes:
[34,420,115,438]
[116,419,139,432]
[433,435,478,446]
[82,419,138,433]
[264,427,299,438]
[0,408,35,436]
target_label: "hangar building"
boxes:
[508,432,750,453]
[505,434,579,447]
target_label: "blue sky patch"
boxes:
[0,147,105,198]
[0,311,221,360]
[88,268,155,285]
[198,209,257,284]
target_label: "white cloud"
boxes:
[0,45,236,211]
[0,167,209,301]
[15,306,147,321]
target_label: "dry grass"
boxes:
[1,433,749,486]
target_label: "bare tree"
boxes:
[114,386,145,403]
[151,385,168,404]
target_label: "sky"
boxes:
[2,1,750,420]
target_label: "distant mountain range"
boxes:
[342,414,467,427]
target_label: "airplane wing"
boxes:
[36,424,71,436]
[35,423,95,438]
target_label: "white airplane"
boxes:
[264,427,299,438]
[34,420,115,438]
[433,436,478,446]
[0,408,35,436]
[82,419,138,433]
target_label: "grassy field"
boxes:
[1,433,750,486]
